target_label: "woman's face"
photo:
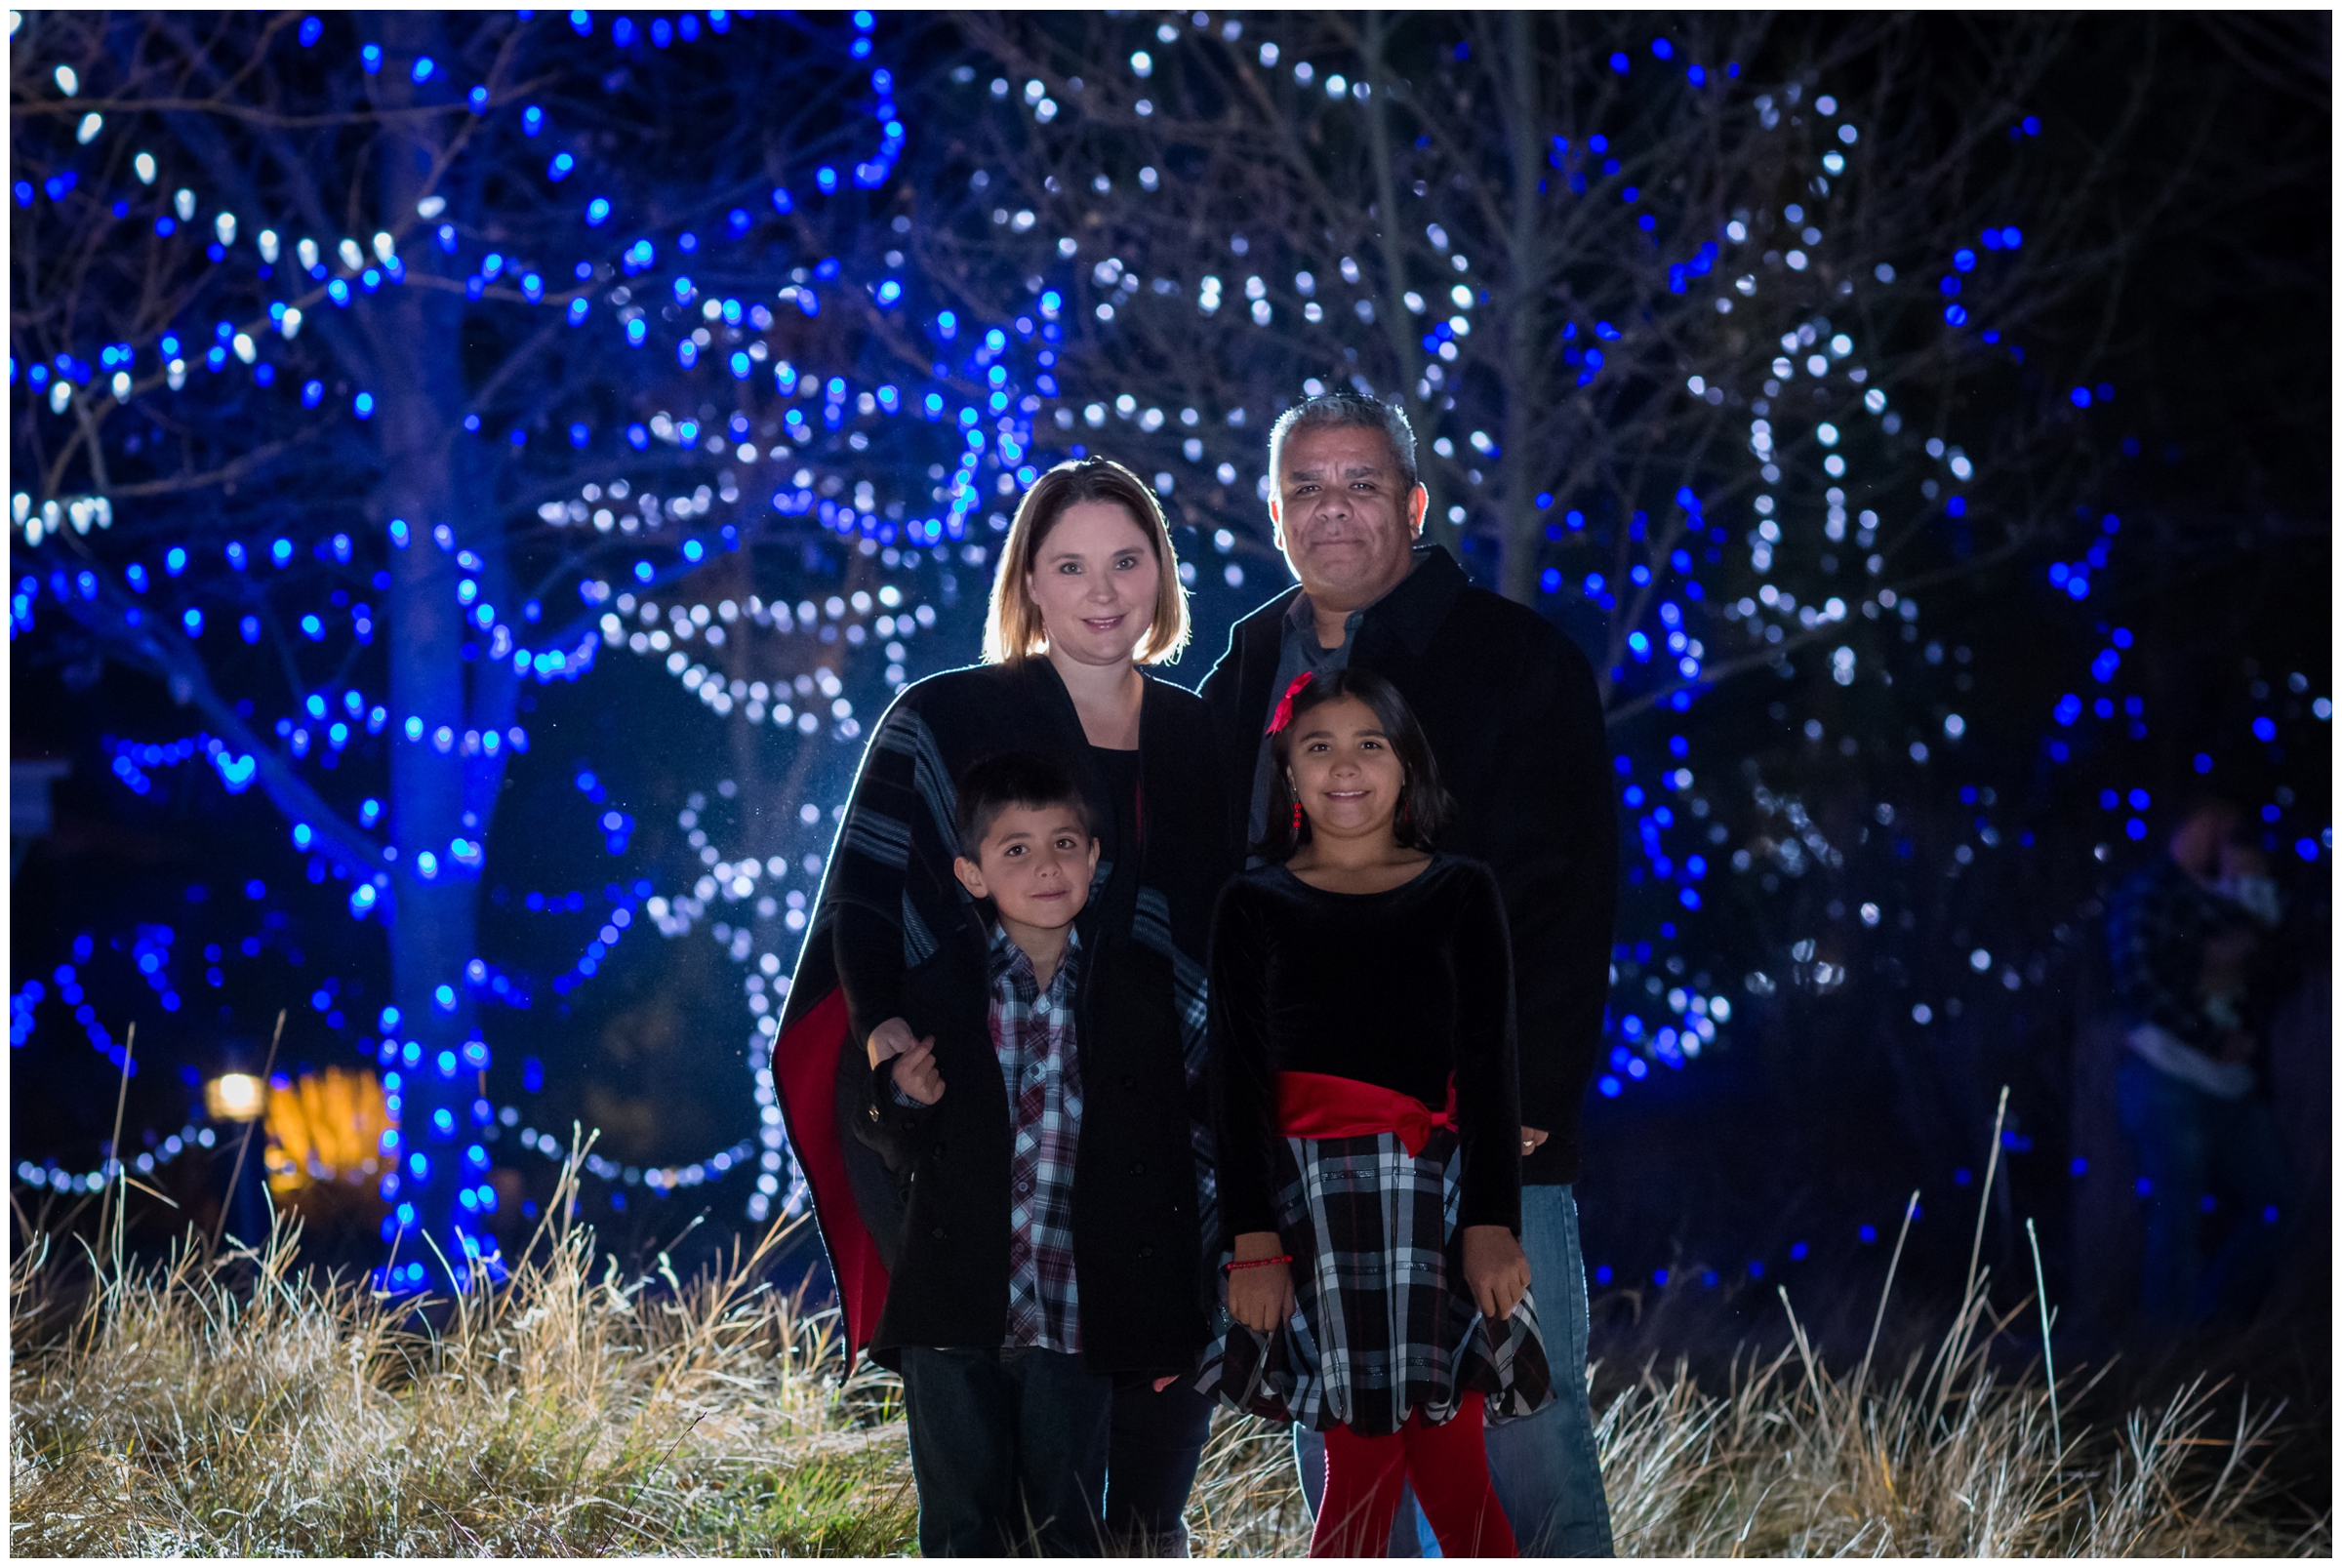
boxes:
[1285,694,1404,840]
[1024,501,1160,667]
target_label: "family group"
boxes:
[775,392,1618,1557]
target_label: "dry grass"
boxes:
[1590,1310,2320,1556]
[1177,1330,2322,1559]
[10,1152,2326,1557]
[10,1161,919,1557]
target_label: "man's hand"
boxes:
[889,1037,945,1106]
[1520,1125,1550,1156]
[1462,1224,1531,1321]
[868,1016,921,1069]
[1227,1229,1296,1334]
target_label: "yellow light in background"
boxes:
[263,1066,394,1193]
[205,1071,268,1122]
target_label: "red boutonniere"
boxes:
[1267,670,1313,736]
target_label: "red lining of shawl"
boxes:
[774,985,891,1367]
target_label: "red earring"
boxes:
[1290,799,1305,837]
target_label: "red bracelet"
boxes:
[1225,1255,1293,1272]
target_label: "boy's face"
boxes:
[952,802,1098,931]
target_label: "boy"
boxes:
[861,751,1107,1556]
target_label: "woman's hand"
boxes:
[1226,1229,1296,1334]
[1462,1224,1531,1322]
[867,1016,921,1069]
[889,1037,946,1106]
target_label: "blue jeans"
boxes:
[1295,1184,1615,1556]
[1105,1373,1216,1554]
[901,1345,1113,1556]
[2116,1057,2295,1329]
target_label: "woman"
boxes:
[775,458,1231,1554]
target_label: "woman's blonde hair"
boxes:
[982,458,1191,665]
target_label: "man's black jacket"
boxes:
[1196,544,1618,1185]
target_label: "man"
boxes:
[1199,393,1617,1554]
[2106,797,2295,1330]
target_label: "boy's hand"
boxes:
[889,1037,945,1106]
[868,1016,921,1069]
[1227,1229,1296,1334]
[1462,1224,1531,1321]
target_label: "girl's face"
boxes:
[1025,501,1160,667]
[1285,694,1404,841]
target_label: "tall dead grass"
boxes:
[10,1132,2326,1556]
[1175,1333,2321,1559]
[10,1156,917,1556]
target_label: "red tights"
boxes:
[1310,1392,1516,1557]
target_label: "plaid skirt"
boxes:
[1193,1128,1555,1436]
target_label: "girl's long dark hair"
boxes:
[1255,666,1454,863]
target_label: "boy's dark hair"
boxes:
[1256,666,1453,862]
[954,750,1093,860]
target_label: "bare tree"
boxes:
[922,11,2280,1190]
[10,9,1001,1270]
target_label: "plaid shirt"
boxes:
[989,923,1085,1354]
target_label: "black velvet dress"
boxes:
[1194,854,1555,1435]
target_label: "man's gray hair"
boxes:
[1268,392,1420,494]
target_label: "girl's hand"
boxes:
[1227,1229,1295,1334]
[868,1017,920,1069]
[1462,1225,1531,1321]
[889,1037,946,1106]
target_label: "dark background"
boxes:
[11,16,2327,1493]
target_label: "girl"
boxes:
[1197,666,1551,1557]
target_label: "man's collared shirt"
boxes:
[989,923,1085,1353]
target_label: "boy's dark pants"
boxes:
[901,1345,1114,1556]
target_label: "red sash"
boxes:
[1275,1070,1457,1158]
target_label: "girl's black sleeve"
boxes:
[1450,863,1524,1234]
[1208,881,1282,1242]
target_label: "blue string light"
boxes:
[9,18,2326,1287]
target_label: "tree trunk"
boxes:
[1497,10,1548,606]
[379,365,486,1286]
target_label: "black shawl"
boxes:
[775,657,1232,1371]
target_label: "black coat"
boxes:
[1197,544,1617,1185]
[778,657,1232,1376]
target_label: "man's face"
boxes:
[1270,422,1429,610]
